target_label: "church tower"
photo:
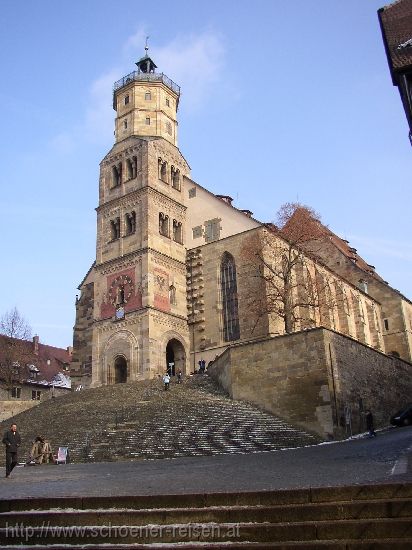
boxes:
[72,48,190,386]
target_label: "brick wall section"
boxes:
[208,327,412,438]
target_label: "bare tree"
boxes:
[241,203,334,334]
[0,308,32,394]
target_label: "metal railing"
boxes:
[113,71,180,95]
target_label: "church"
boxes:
[71,49,412,437]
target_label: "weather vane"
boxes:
[145,36,149,55]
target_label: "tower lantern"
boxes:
[112,46,180,146]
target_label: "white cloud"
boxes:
[151,32,226,111]
[48,28,226,152]
[83,69,120,144]
[123,27,226,111]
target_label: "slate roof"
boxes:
[379,0,412,81]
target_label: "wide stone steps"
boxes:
[0,483,411,548]
[0,376,319,465]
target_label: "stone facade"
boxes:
[309,233,412,362]
[187,227,386,369]
[72,59,190,387]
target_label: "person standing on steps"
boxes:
[2,423,21,478]
[163,372,170,391]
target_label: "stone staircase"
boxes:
[0,482,411,548]
[0,375,320,465]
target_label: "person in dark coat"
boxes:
[365,410,376,437]
[2,423,21,477]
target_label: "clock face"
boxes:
[108,274,135,306]
[115,306,125,320]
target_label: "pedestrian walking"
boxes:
[163,372,170,390]
[365,410,376,437]
[177,370,182,384]
[2,423,21,478]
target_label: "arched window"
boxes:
[110,218,121,241]
[173,219,183,244]
[145,91,151,100]
[171,167,180,190]
[159,213,169,237]
[125,211,136,235]
[111,165,120,188]
[220,253,240,342]
[160,161,168,183]
[126,158,133,180]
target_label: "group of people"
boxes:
[2,423,54,478]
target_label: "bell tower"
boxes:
[72,46,190,388]
[113,47,179,146]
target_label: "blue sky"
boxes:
[0,0,410,348]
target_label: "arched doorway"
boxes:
[165,339,185,376]
[114,356,127,383]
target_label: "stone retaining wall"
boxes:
[207,327,412,438]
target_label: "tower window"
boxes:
[171,167,180,190]
[145,117,151,125]
[159,213,169,237]
[110,217,121,241]
[145,91,151,100]
[123,120,128,129]
[220,252,240,342]
[173,219,183,244]
[166,121,172,135]
[125,211,136,235]
[384,319,389,331]
[125,156,137,180]
[111,164,121,188]
[166,98,170,107]
[160,160,168,183]
[124,95,129,105]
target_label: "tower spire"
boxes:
[135,38,157,74]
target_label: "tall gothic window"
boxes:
[220,252,240,342]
